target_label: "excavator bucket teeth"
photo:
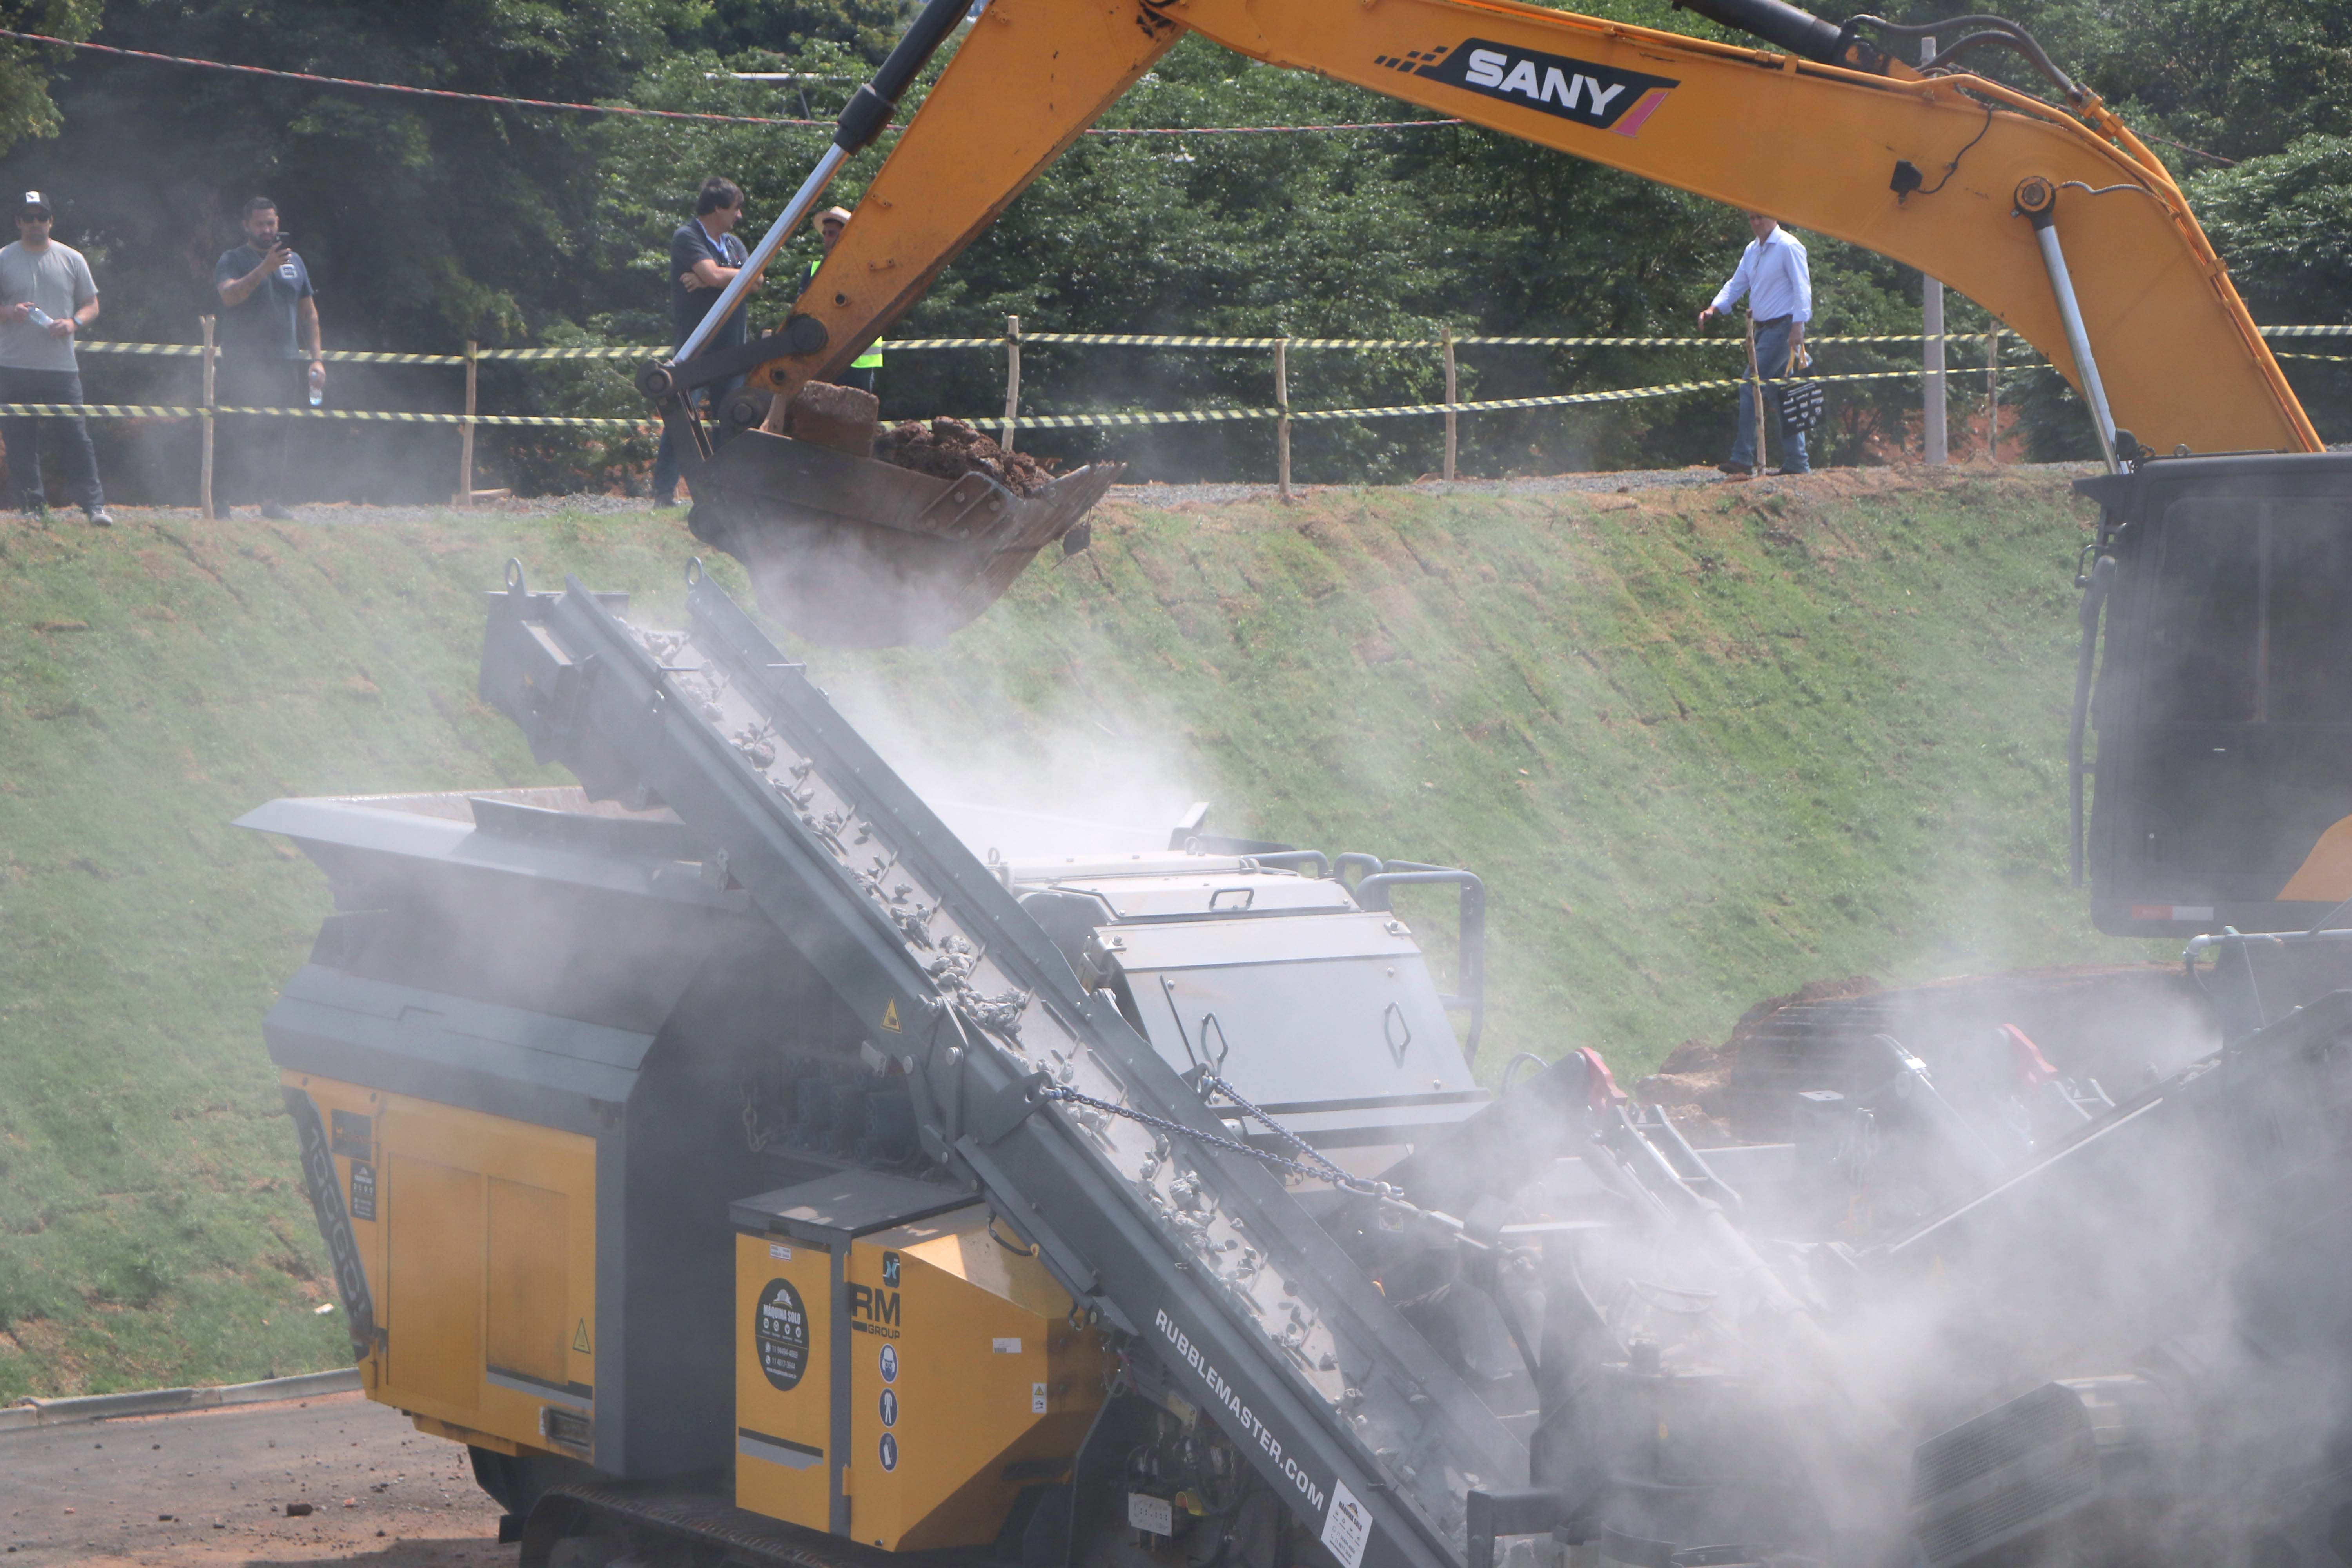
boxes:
[682,425,1120,648]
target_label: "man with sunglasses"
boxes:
[0,191,112,525]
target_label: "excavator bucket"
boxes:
[676,414,1120,649]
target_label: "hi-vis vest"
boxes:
[806,260,884,370]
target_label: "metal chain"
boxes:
[1196,1073,1374,1192]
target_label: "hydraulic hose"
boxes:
[833,0,974,154]
[1670,0,1886,69]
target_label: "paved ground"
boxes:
[2,1392,508,1567]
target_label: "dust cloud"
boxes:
[813,658,1219,865]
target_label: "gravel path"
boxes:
[77,462,2096,529]
[1102,461,2097,508]
[1103,469,1728,506]
[2,1389,506,1566]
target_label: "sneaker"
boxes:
[260,502,294,520]
[652,492,680,509]
[18,497,47,518]
[1716,460,1754,476]
[83,505,112,527]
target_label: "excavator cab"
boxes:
[2079,453,2352,936]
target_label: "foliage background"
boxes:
[0,0,2343,488]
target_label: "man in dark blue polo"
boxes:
[214,196,323,518]
[652,176,752,507]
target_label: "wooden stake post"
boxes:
[1275,337,1292,500]
[1442,326,1458,482]
[1987,329,2001,462]
[1745,314,1767,477]
[457,340,477,508]
[199,315,217,519]
[1001,315,1021,452]
[1924,282,1948,465]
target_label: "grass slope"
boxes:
[0,469,2114,1398]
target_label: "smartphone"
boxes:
[270,233,294,252]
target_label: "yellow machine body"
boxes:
[734,1174,1109,1550]
[737,1230,834,1527]
[285,1073,599,1462]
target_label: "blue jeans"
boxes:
[0,367,106,510]
[651,375,742,501]
[1731,317,1808,474]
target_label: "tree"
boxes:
[0,0,101,156]
[12,0,2345,495]
[2190,135,2352,439]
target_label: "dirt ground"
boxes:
[3,1391,508,1567]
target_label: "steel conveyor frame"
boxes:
[478,564,1526,1568]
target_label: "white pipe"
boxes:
[2030,214,2120,472]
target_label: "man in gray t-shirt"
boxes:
[0,191,109,524]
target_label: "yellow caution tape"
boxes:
[996,331,2002,350]
[63,325,2341,370]
[990,368,1933,430]
[0,403,654,428]
[74,343,205,358]
[0,364,1972,434]
[74,343,664,365]
[474,346,664,361]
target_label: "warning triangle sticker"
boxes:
[573,1318,593,1355]
[881,999,902,1033]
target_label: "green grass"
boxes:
[0,469,2120,1398]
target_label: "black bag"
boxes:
[1779,374,1826,432]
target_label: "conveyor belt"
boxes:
[479,564,1526,1568]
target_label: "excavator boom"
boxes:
[666,0,2316,648]
[775,0,2313,458]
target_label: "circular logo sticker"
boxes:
[879,1432,899,1472]
[755,1278,810,1392]
[879,1388,898,1428]
[879,1344,898,1383]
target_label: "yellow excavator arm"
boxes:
[767,0,2316,458]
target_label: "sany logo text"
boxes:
[1377,39,1678,136]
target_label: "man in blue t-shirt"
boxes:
[653,176,753,507]
[213,196,324,518]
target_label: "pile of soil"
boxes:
[877,417,1061,497]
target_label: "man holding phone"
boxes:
[0,191,111,525]
[214,196,323,518]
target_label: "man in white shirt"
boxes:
[1699,212,1812,477]
[0,191,111,524]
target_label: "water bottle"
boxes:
[23,304,52,328]
[307,363,324,408]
